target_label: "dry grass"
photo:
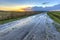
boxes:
[0,11,41,24]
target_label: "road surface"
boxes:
[0,13,60,40]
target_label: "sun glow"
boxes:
[0,5,32,11]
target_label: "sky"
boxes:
[0,0,60,11]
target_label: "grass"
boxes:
[47,11,60,32]
[0,11,41,24]
[47,11,60,24]
[0,16,28,24]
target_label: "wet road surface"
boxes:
[0,13,60,40]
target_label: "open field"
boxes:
[0,11,41,24]
[47,11,60,32]
[47,11,60,24]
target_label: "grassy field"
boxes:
[47,11,60,32]
[0,16,29,24]
[0,11,41,24]
[47,11,60,24]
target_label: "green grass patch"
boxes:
[47,12,60,24]
[0,16,28,24]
